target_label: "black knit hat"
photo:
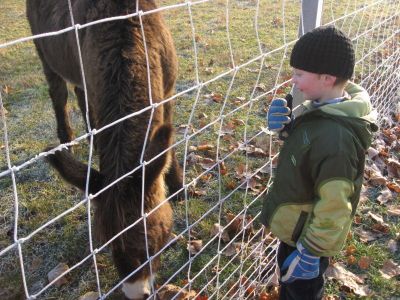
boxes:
[290,26,355,79]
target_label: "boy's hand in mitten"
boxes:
[267,98,291,131]
[280,243,320,283]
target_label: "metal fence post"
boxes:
[292,0,324,112]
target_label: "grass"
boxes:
[1,0,399,299]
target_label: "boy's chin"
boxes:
[302,93,316,101]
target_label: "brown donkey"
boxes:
[27,0,182,298]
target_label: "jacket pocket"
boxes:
[291,211,308,242]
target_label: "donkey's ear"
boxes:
[46,147,103,194]
[144,124,173,184]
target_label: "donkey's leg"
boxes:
[163,101,183,200]
[74,86,96,132]
[38,51,74,144]
[74,86,97,148]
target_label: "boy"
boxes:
[260,26,377,299]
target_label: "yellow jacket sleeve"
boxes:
[300,179,354,256]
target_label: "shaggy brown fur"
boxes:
[27,0,182,298]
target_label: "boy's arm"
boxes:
[299,136,358,257]
[299,178,354,256]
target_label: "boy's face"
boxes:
[291,68,335,101]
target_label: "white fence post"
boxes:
[292,0,324,111]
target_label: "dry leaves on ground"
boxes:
[79,292,99,300]
[211,223,230,243]
[379,259,400,279]
[325,262,372,297]
[187,240,203,256]
[157,284,196,300]
[47,262,69,287]
[353,227,382,243]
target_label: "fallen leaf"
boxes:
[238,143,267,157]
[347,255,357,265]
[387,158,400,178]
[79,292,99,300]
[372,156,387,173]
[187,240,203,255]
[198,112,208,119]
[225,180,236,190]
[197,144,214,152]
[245,285,256,297]
[376,188,393,205]
[272,16,283,27]
[367,211,384,224]
[371,223,390,234]
[387,205,400,217]
[0,106,8,116]
[225,213,254,238]
[205,67,214,75]
[323,296,340,300]
[354,227,382,243]
[353,215,362,225]
[386,182,400,193]
[200,173,212,182]
[369,171,387,186]
[379,259,400,279]
[378,148,389,157]
[256,83,267,92]
[367,147,379,159]
[219,161,227,176]
[358,256,372,270]
[189,187,207,197]
[199,158,215,170]
[235,164,252,179]
[204,92,223,104]
[31,256,43,272]
[247,177,263,194]
[211,223,230,243]
[157,284,196,300]
[387,239,398,254]
[225,212,242,237]
[186,153,203,165]
[345,244,357,256]
[232,118,246,126]
[47,263,69,287]
[220,122,235,136]
[177,124,195,135]
[266,286,280,299]
[325,262,372,296]
[167,233,182,246]
[260,164,273,175]
[223,242,241,257]
[258,292,269,300]
[2,85,11,94]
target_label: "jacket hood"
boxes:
[299,81,378,150]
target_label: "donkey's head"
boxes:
[46,125,174,299]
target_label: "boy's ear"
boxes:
[323,74,337,87]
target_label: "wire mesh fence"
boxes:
[0,0,399,299]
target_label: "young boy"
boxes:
[260,26,377,299]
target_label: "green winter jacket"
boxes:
[260,82,378,257]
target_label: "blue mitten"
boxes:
[267,98,291,131]
[280,243,320,283]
